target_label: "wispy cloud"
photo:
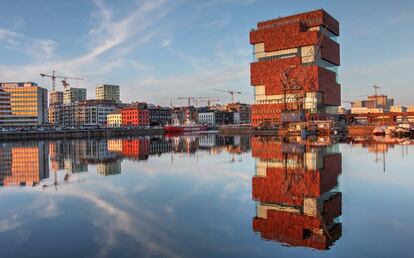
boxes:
[0,0,174,93]
[0,28,57,59]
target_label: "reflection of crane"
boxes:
[215,154,242,165]
[42,170,86,191]
[40,70,84,91]
[213,89,241,103]
[178,96,195,107]
[198,97,220,106]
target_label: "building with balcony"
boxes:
[95,84,120,102]
[76,100,118,127]
[250,9,340,127]
[0,82,48,127]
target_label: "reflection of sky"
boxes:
[0,143,413,257]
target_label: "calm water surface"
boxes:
[0,134,413,258]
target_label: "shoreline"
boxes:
[0,128,165,141]
[0,124,402,141]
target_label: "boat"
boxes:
[395,127,411,138]
[372,126,385,136]
[164,119,208,133]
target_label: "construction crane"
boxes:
[213,89,241,103]
[40,70,84,91]
[198,97,220,106]
[373,84,381,96]
[177,96,195,107]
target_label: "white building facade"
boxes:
[198,112,216,125]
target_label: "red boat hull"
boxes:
[164,125,208,133]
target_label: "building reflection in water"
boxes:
[251,136,342,250]
[0,135,251,187]
[0,142,49,186]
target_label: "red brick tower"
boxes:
[250,9,340,127]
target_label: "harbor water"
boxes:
[0,134,413,258]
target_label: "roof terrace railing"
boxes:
[251,17,323,31]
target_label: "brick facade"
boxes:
[250,9,340,127]
[121,102,149,127]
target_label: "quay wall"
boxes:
[346,125,376,137]
[0,128,165,141]
[218,125,254,135]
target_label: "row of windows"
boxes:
[256,53,297,62]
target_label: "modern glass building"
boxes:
[0,82,48,127]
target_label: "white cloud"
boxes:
[162,38,172,47]
[0,28,57,59]
[0,0,173,93]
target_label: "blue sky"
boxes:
[0,0,413,106]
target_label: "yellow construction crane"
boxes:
[40,70,84,91]
[213,89,241,103]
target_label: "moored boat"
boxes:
[164,124,208,133]
[372,126,385,136]
[164,118,207,133]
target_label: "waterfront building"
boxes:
[226,103,251,124]
[49,91,63,126]
[250,9,340,127]
[350,107,384,114]
[60,100,118,127]
[95,84,120,102]
[390,106,407,113]
[148,104,171,126]
[0,90,12,123]
[122,102,149,127]
[215,111,237,125]
[0,82,48,127]
[76,100,118,127]
[198,110,216,125]
[352,95,394,112]
[61,104,76,127]
[107,109,122,128]
[63,87,86,105]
